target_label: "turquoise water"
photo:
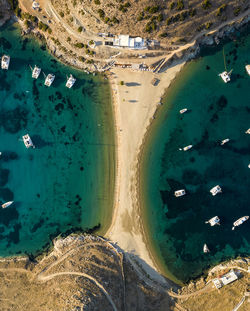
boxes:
[0,23,115,256]
[143,28,250,283]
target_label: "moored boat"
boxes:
[44,73,55,87]
[180,108,188,114]
[245,128,250,134]
[2,201,13,208]
[31,65,41,79]
[1,55,10,70]
[219,70,232,83]
[210,185,222,196]
[205,216,220,226]
[245,65,250,75]
[183,145,193,151]
[66,74,76,88]
[174,189,186,197]
[221,138,230,145]
[232,216,249,230]
[203,244,210,253]
[22,134,35,148]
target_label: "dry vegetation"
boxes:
[0,235,172,311]
[52,0,249,43]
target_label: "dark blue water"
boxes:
[142,28,250,283]
[0,23,115,256]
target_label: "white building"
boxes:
[213,270,238,289]
[113,35,146,49]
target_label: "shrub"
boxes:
[78,26,83,32]
[111,16,119,24]
[97,9,105,18]
[89,40,94,45]
[189,8,196,17]
[170,2,175,10]
[216,4,227,16]
[166,17,172,25]
[104,17,110,23]
[24,19,30,28]
[233,7,241,16]
[157,13,163,22]
[94,0,100,4]
[202,0,211,10]
[86,59,94,64]
[159,32,168,38]
[67,37,71,42]
[176,0,184,10]
[79,56,85,62]
[205,22,213,29]
[59,11,64,18]
[74,42,84,48]
[137,12,144,21]
[48,28,52,34]
[38,21,49,32]
[145,20,157,33]
[120,81,124,85]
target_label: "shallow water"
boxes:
[0,23,115,256]
[142,28,250,283]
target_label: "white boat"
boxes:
[245,65,250,75]
[66,74,76,88]
[1,55,10,70]
[31,65,41,79]
[2,201,13,208]
[180,108,188,114]
[174,189,186,197]
[221,138,230,145]
[245,128,250,134]
[205,216,220,226]
[219,70,232,83]
[203,244,210,253]
[44,73,55,86]
[22,134,35,148]
[232,216,249,230]
[248,164,250,168]
[183,145,193,151]
[210,185,222,196]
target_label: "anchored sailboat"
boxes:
[219,48,232,83]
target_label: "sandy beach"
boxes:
[105,62,186,283]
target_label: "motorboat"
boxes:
[2,201,13,208]
[22,134,35,148]
[205,216,220,226]
[219,70,232,83]
[44,73,55,86]
[180,108,188,114]
[1,55,10,70]
[203,244,210,253]
[31,65,41,79]
[248,164,250,168]
[183,145,193,151]
[232,216,249,230]
[221,138,230,145]
[210,185,222,196]
[245,65,250,75]
[66,74,76,88]
[174,189,186,197]
[245,129,250,134]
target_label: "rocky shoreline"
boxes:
[0,0,12,27]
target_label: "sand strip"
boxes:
[105,61,186,284]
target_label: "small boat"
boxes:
[174,189,186,197]
[183,145,193,151]
[2,201,13,208]
[66,74,76,88]
[203,244,210,253]
[245,128,250,134]
[205,216,220,226]
[31,65,41,79]
[180,108,188,114]
[22,134,35,148]
[232,216,249,230]
[44,73,55,87]
[245,65,250,75]
[219,70,232,83]
[210,185,222,196]
[248,164,250,168]
[221,138,230,145]
[1,55,10,70]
